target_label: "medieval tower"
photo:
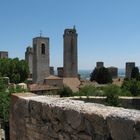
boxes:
[25,46,33,77]
[0,51,8,58]
[33,36,50,83]
[125,62,135,78]
[63,27,78,77]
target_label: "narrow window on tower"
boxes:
[41,43,45,54]
[33,44,36,54]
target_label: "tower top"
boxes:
[39,30,42,37]
[64,27,77,35]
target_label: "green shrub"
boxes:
[76,85,104,96]
[104,85,120,106]
[58,86,73,97]
[120,89,131,96]
[122,79,140,96]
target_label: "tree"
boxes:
[122,79,140,96]
[90,67,112,84]
[0,78,27,139]
[90,68,98,81]
[0,58,29,83]
[131,67,140,80]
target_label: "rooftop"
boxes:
[28,84,59,92]
[45,75,63,80]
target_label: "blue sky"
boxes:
[0,0,140,70]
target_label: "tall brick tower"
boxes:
[63,27,78,77]
[33,36,50,83]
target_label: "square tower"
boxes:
[96,62,104,69]
[33,37,50,83]
[125,62,135,78]
[63,27,78,77]
[0,51,8,58]
[25,46,33,77]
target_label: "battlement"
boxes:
[64,28,77,35]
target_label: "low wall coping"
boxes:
[10,93,140,140]
[17,94,140,120]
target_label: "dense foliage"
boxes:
[75,84,133,106]
[122,79,140,96]
[0,78,27,129]
[0,58,29,84]
[131,67,140,80]
[0,79,10,127]
[75,85,104,96]
[76,84,131,96]
[90,67,112,84]
[121,67,140,96]
[58,86,73,97]
[104,85,120,106]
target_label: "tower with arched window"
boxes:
[32,36,50,83]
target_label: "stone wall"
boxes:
[0,128,5,140]
[70,96,140,110]
[10,94,140,140]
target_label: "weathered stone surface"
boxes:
[135,118,140,140]
[107,116,135,140]
[10,94,140,140]
[0,128,5,140]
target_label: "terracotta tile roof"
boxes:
[28,84,59,92]
[45,75,62,80]
[63,78,81,92]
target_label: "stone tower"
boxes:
[125,62,135,78]
[96,62,104,69]
[63,27,78,77]
[33,36,50,83]
[0,51,8,58]
[25,46,33,77]
[107,67,118,78]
